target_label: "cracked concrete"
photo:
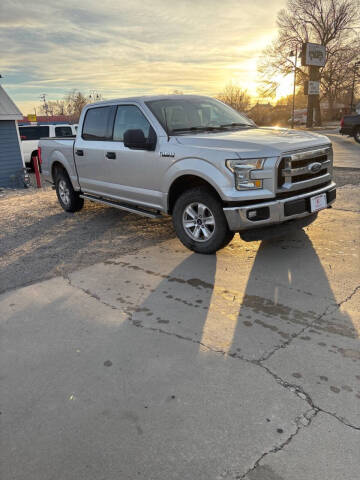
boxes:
[241,409,319,480]
[1,182,359,478]
[243,412,360,480]
[264,288,360,428]
[2,277,310,480]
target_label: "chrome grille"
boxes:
[278,147,332,191]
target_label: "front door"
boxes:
[105,104,164,209]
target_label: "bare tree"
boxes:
[258,0,360,122]
[38,100,66,116]
[217,84,251,112]
[64,90,90,123]
[37,90,91,121]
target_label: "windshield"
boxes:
[145,97,256,134]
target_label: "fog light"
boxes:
[247,207,270,221]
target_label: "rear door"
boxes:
[74,105,116,195]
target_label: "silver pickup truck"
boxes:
[40,94,336,254]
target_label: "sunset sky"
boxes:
[0,0,290,115]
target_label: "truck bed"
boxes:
[40,138,79,189]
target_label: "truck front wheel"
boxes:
[172,187,234,254]
[55,170,84,213]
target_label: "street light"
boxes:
[350,61,360,112]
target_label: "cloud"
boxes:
[0,0,285,111]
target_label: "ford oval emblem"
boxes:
[308,162,322,174]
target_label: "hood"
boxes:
[175,127,330,158]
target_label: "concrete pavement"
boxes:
[315,129,360,169]
[1,186,359,479]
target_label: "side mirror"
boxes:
[124,129,156,150]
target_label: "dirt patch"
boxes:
[0,188,174,294]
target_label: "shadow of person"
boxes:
[226,229,357,361]
[126,229,355,363]
[113,227,357,369]
[126,251,218,344]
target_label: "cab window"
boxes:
[55,126,73,137]
[82,106,116,141]
[113,105,151,142]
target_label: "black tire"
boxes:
[55,170,84,212]
[354,127,360,144]
[172,186,234,254]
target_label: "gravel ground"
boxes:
[0,187,174,294]
[1,168,359,294]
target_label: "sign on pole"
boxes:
[27,114,37,122]
[304,80,320,95]
[301,43,326,67]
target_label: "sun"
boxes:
[275,74,294,100]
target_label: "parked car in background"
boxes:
[40,95,336,254]
[19,124,76,170]
[340,114,360,144]
[288,110,307,125]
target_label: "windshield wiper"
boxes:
[171,123,255,134]
[219,122,254,128]
[171,126,219,133]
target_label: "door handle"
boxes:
[105,152,116,159]
[76,149,84,156]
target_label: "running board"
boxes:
[79,194,163,219]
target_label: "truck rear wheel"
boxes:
[55,170,84,213]
[172,186,234,254]
[354,127,360,144]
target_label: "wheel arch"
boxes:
[167,174,223,214]
[51,161,70,182]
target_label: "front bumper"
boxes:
[223,182,336,232]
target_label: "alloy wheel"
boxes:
[58,179,71,207]
[182,202,216,242]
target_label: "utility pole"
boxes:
[306,66,319,128]
[290,46,298,129]
[302,43,326,129]
[350,62,360,112]
[40,93,49,116]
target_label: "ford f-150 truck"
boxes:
[40,95,336,254]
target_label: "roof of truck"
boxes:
[89,94,211,107]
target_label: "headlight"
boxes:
[225,158,265,190]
